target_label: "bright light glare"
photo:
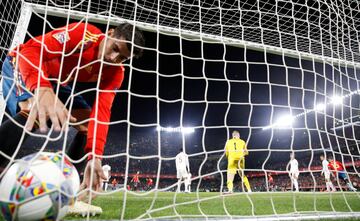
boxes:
[315,103,325,111]
[156,126,194,134]
[182,127,195,134]
[331,96,343,105]
[263,114,294,130]
[276,115,294,127]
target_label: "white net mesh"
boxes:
[0,0,360,220]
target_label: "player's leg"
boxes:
[177,169,186,192]
[292,173,299,192]
[0,111,34,167]
[289,172,294,191]
[56,85,91,172]
[184,174,191,193]
[0,57,35,167]
[187,174,192,192]
[340,172,357,191]
[325,178,330,192]
[325,172,336,192]
[104,182,108,191]
[238,158,251,192]
[177,180,180,192]
[226,159,237,193]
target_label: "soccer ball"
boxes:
[0,152,80,221]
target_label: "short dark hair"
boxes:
[113,23,145,59]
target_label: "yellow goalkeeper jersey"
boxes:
[225,138,247,159]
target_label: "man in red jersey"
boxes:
[0,21,145,213]
[328,156,357,191]
[268,173,274,191]
[131,171,141,191]
[146,177,154,190]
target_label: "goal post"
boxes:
[0,0,360,221]
[0,2,32,124]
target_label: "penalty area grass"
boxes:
[64,191,360,220]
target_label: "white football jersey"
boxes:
[322,159,330,173]
[290,159,299,172]
[102,164,111,180]
[176,152,189,172]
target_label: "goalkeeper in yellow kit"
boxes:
[225,130,251,193]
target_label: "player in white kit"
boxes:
[287,153,299,192]
[102,164,111,191]
[176,148,191,193]
[320,154,336,192]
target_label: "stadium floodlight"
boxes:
[331,95,343,105]
[276,114,294,127]
[315,103,326,111]
[263,114,294,130]
[182,127,195,134]
[156,126,194,134]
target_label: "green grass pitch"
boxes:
[64,192,360,220]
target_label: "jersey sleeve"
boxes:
[15,22,99,92]
[175,155,179,170]
[242,140,249,156]
[185,154,190,171]
[85,66,124,159]
[225,140,229,157]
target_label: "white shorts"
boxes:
[290,171,299,178]
[177,169,189,179]
[324,171,330,180]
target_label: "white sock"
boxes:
[329,182,336,191]
[293,179,299,191]
[346,182,356,190]
[326,182,330,191]
[177,181,181,192]
[104,183,108,191]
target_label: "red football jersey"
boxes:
[9,22,124,158]
[132,175,140,183]
[147,178,153,185]
[328,160,345,173]
[268,175,273,183]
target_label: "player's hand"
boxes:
[78,158,107,200]
[26,87,76,132]
[244,149,249,156]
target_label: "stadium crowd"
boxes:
[2,129,359,193]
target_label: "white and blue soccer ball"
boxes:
[0,152,80,221]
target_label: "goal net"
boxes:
[0,0,360,220]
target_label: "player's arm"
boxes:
[328,163,336,176]
[185,155,190,173]
[175,155,179,171]
[84,67,124,159]
[286,161,290,174]
[225,140,229,158]
[244,142,249,156]
[16,23,90,91]
[18,23,93,132]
